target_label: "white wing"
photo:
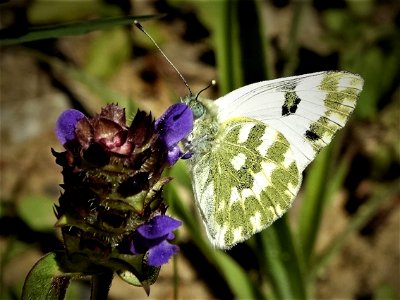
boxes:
[215,71,364,171]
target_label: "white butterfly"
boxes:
[181,71,363,249]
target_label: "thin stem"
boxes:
[90,271,113,300]
[173,255,179,300]
[283,1,309,76]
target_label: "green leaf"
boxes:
[17,195,55,231]
[298,144,333,264]
[253,217,307,299]
[236,0,269,84]
[273,217,307,299]
[257,228,293,299]
[0,14,163,46]
[114,254,160,290]
[350,44,400,120]
[282,1,309,77]
[22,252,75,300]
[298,131,356,269]
[195,0,241,93]
[213,250,264,299]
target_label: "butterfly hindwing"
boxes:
[190,117,302,249]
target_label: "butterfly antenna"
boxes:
[134,20,193,96]
[195,80,216,100]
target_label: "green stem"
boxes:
[274,216,308,299]
[90,271,113,300]
[283,0,309,76]
[173,255,179,300]
[256,229,292,300]
[298,145,332,265]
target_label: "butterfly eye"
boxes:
[189,100,205,119]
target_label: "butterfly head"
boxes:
[183,79,217,120]
[181,94,220,157]
[187,96,206,120]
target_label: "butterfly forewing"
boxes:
[216,71,364,171]
[185,71,363,249]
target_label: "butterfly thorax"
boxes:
[182,96,220,159]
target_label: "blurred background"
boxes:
[0,0,399,299]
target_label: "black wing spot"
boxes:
[282,90,301,116]
[282,105,290,116]
[305,130,320,141]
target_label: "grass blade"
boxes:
[309,179,400,281]
[165,182,263,299]
[298,144,334,264]
[274,216,308,299]
[0,14,163,46]
[256,228,293,299]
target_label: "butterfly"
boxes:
[179,71,363,249]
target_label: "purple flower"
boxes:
[155,103,193,165]
[53,104,184,286]
[55,109,85,145]
[130,215,182,267]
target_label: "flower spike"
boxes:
[53,104,184,289]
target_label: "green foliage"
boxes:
[321,6,400,120]
[0,15,161,46]
[17,196,55,231]
[181,0,399,299]
[22,252,72,300]
[84,28,132,79]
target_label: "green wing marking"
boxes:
[190,117,301,249]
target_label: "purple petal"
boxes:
[166,146,182,165]
[130,240,139,255]
[130,233,145,255]
[166,232,175,240]
[130,232,169,254]
[137,215,182,239]
[147,240,179,266]
[181,152,193,159]
[155,103,193,148]
[55,109,85,145]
